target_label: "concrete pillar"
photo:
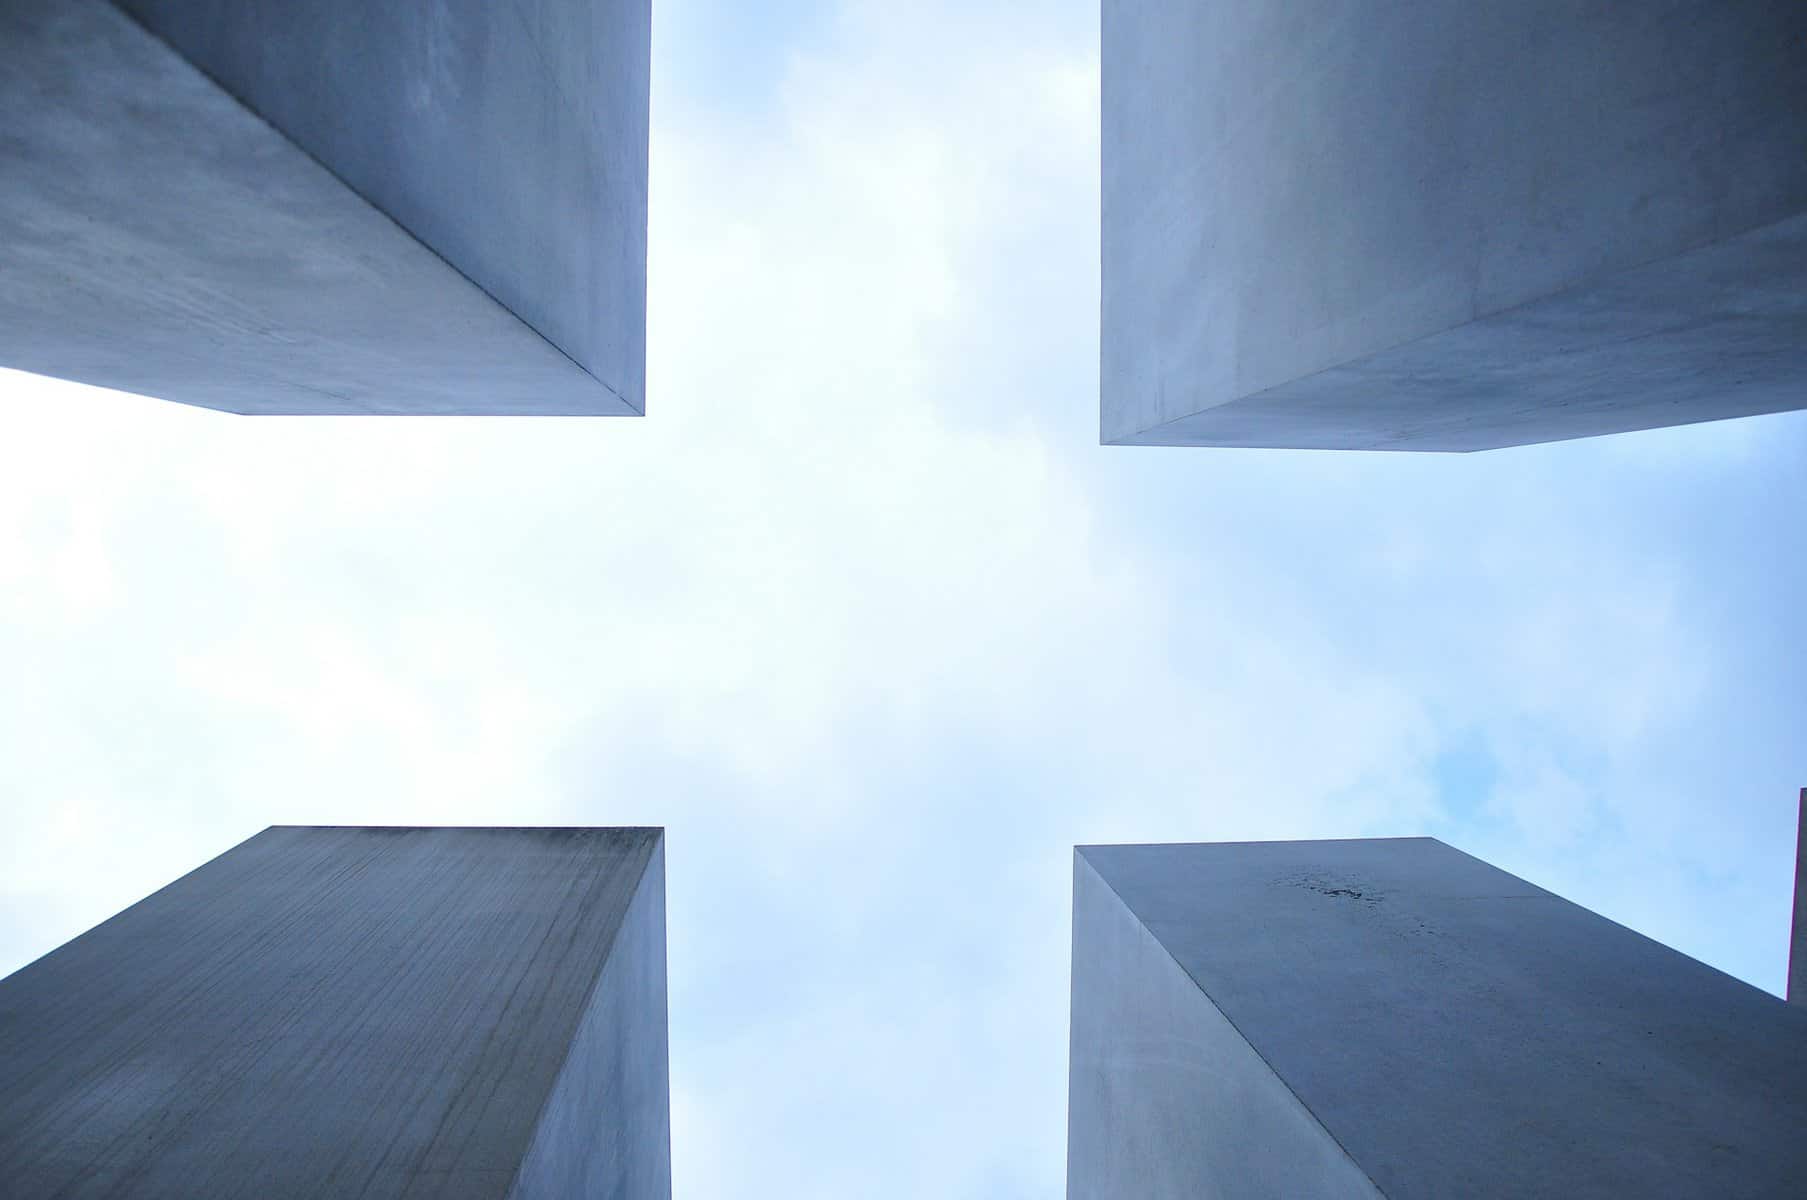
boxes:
[0,826,671,1199]
[1102,1,1807,450]
[0,0,647,415]
[1069,838,1807,1198]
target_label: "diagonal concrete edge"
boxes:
[509,832,671,1199]
[1068,848,1386,1199]
[111,0,651,410]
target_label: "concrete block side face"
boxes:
[1790,788,1807,1005]
[509,837,672,1200]
[1082,839,1807,1199]
[1116,211,1807,451]
[1101,0,1807,449]
[0,826,664,1200]
[1067,851,1384,1200]
[115,0,652,409]
[0,0,633,416]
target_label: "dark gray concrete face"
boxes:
[1071,838,1807,1199]
[0,0,644,415]
[1101,2,1807,451]
[1791,788,1807,1005]
[510,837,670,1200]
[0,826,671,1200]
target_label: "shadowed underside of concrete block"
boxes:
[1069,838,1807,1199]
[1102,1,1807,451]
[0,826,671,1199]
[0,0,646,415]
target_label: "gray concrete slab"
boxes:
[0,0,644,415]
[1791,788,1807,1005]
[1102,1,1807,451]
[0,826,670,1200]
[1072,838,1807,1198]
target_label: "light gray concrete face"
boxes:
[0,826,671,1200]
[116,0,650,410]
[1791,788,1807,1005]
[1070,838,1807,1199]
[0,0,646,415]
[1068,852,1383,1200]
[1101,2,1807,451]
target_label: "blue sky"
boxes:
[2,1,1804,1195]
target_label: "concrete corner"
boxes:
[0,825,671,1199]
[0,0,648,415]
[1069,838,1807,1197]
[1102,2,1807,450]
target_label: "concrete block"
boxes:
[1102,1,1807,450]
[0,826,671,1199]
[1069,838,1807,1198]
[1791,788,1807,1005]
[0,0,647,415]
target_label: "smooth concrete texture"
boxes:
[1071,838,1807,1198]
[1067,852,1383,1200]
[117,0,650,410]
[1791,788,1807,1005]
[1102,2,1807,451]
[0,0,644,415]
[0,826,670,1199]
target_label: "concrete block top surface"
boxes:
[1077,838,1807,1199]
[1101,0,1807,449]
[0,825,666,1200]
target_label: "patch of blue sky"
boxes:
[655,0,835,119]
[1429,729,1498,830]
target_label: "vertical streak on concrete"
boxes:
[1790,788,1807,1005]
[507,839,671,1200]
[0,826,669,1200]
